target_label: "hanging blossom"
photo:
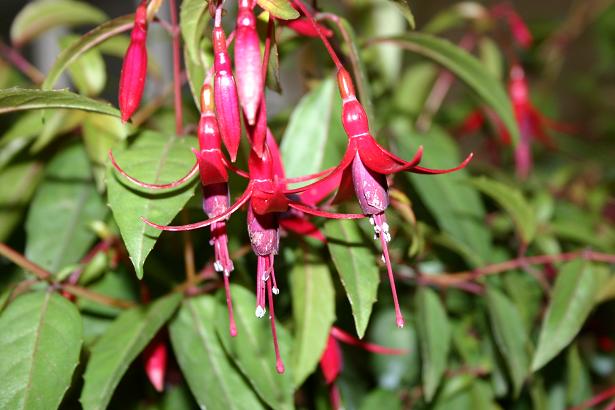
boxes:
[490,3,533,49]
[290,0,473,328]
[320,327,407,409]
[455,64,572,178]
[118,0,149,123]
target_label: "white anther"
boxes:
[369,216,375,225]
[224,270,231,277]
[382,222,390,233]
[382,254,386,263]
[214,261,223,272]
[272,287,280,295]
[255,306,266,318]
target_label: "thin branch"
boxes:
[0,242,52,281]
[424,250,615,288]
[62,283,136,309]
[0,40,45,84]
[570,385,615,410]
[169,0,184,135]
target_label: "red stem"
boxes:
[569,385,615,410]
[0,41,44,84]
[169,0,184,135]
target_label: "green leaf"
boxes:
[42,14,134,90]
[393,127,492,266]
[0,292,83,410]
[25,145,107,273]
[10,0,107,46]
[566,344,592,406]
[360,389,402,410]
[0,160,43,241]
[106,132,198,278]
[532,260,603,371]
[325,219,379,338]
[470,177,536,244]
[0,88,120,117]
[486,287,530,396]
[416,287,452,402]
[257,0,299,20]
[179,0,211,65]
[82,113,129,191]
[379,33,520,144]
[370,2,406,85]
[289,247,336,387]
[280,77,346,179]
[215,285,294,409]
[29,109,86,154]
[169,296,265,410]
[80,293,181,410]
[60,35,106,97]
[387,0,416,29]
[368,309,419,389]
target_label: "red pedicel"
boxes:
[118,0,148,123]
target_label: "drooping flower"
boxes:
[234,0,263,125]
[319,326,407,409]
[490,3,533,49]
[213,8,242,162]
[287,68,473,328]
[119,0,149,123]
[143,332,167,392]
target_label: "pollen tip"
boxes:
[230,324,238,337]
[276,361,285,374]
[272,287,279,295]
[255,306,266,318]
[396,318,405,328]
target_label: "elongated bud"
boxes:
[194,84,228,185]
[119,0,148,123]
[283,18,333,37]
[213,27,242,161]
[509,65,529,107]
[247,205,280,256]
[235,2,263,125]
[337,69,370,138]
[143,333,167,392]
[320,334,342,384]
[351,153,389,215]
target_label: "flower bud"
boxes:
[337,70,370,138]
[118,0,148,123]
[194,84,228,186]
[247,205,280,256]
[234,3,263,125]
[283,18,333,37]
[351,153,389,215]
[143,333,167,392]
[320,334,342,385]
[213,27,242,161]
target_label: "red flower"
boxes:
[118,0,148,123]
[288,69,472,328]
[490,3,533,49]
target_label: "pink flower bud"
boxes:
[320,334,342,385]
[247,204,280,256]
[234,3,263,125]
[351,153,389,215]
[337,69,370,138]
[143,333,167,392]
[118,0,148,123]
[194,84,228,186]
[213,27,242,162]
[283,18,333,37]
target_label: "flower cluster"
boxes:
[113,0,471,373]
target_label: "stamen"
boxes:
[373,213,405,328]
[223,272,237,336]
[270,255,279,295]
[267,278,285,374]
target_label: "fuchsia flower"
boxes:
[119,0,148,123]
[286,68,473,328]
[320,326,407,409]
[490,3,533,49]
[235,0,263,125]
[143,333,167,392]
[213,9,242,162]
